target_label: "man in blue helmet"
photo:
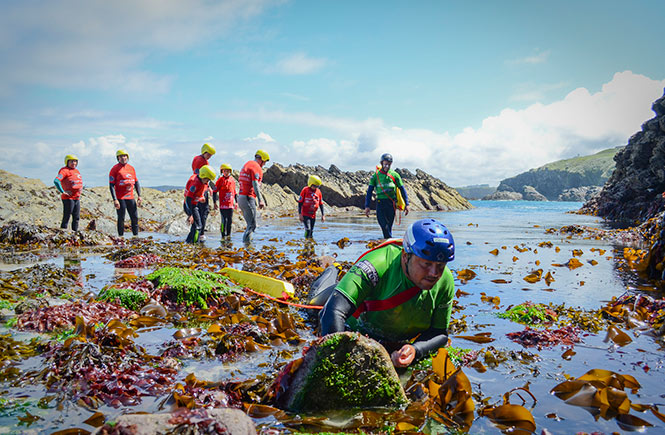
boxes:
[319,218,455,367]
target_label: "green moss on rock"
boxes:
[147,267,231,309]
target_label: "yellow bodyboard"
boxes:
[220,267,295,298]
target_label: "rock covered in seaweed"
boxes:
[274,331,407,412]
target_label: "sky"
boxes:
[1,0,664,188]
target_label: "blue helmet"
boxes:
[403,218,455,262]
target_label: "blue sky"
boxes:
[1,0,664,188]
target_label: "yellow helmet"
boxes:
[308,175,322,187]
[220,163,232,171]
[201,143,216,156]
[255,149,270,162]
[116,149,129,158]
[198,165,216,181]
[64,154,78,165]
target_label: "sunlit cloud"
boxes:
[508,50,551,65]
[272,52,328,75]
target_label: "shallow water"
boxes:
[1,200,664,434]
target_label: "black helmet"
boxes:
[380,153,393,163]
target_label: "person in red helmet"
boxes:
[54,154,83,231]
[109,149,142,236]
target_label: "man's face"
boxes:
[381,160,392,171]
[67,160,78,169]
[117,155,129,164]
[402,253,447,290]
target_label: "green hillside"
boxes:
[540,147,621,178]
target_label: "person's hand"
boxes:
[404,205,410,216]
[259,201,265,210]
[321,215,326,222]
[187,215,193,225]
[391,344,416,368]
[364,207,371,217]
[137,196,142,207]
[210,207,217,216]
[662,192,665,199]
[299,214,304,223]
[114,199,120,210]
[65,190,73,197]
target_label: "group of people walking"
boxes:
[53,148,411,243]
[56,149,456,369]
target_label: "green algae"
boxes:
[147,267,232,309]
[498,302,554,326]
[289,333,406,412]
[98,287,149,311]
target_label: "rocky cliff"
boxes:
[263,163,471,211]
[581,91,665,223]
[484,148,620,201]
[0,163,470,237]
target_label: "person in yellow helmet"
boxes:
[298,175,325,238]
[109,149,142,236]
[238,149,269,244]
[184,165,216,243]
[214,163,238,239]
[54,154,83,231]
[191,143,217,240]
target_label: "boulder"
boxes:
[274,332,407,412]
[94,408,256,434]
[482,191,523,201]
[522,185,547,201]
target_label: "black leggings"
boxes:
[185,200,205,243]
[303,216,316,238]
[376,199,396,238]
[61,199,80,231]
[116,199,139,236]
[220,208,233,237]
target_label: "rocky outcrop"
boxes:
[581,91,665,223]
[485,148,620,201]
[263,163,471,211]
[558,186,602,202]
[274,332,407,412]
[483,190,523,201]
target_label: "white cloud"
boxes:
[244,132,276,143]
[221,71,665,186]
[508,50,551,65]
[273,52,328,75]
[0,0,279,94]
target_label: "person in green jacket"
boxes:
[319,218,455,368]
[364,153,410,238]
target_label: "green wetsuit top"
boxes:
[336,242,455,343]
[369,169,404,201]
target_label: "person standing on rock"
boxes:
[298,175,325,238]
[364,153,409,239]
[214,163,237,240]
[54,154,83,231]
[184,165,217,243]
[319,218,455,368]
[191,143,216,240]
[109,149,142,237]
[238,149,269,244]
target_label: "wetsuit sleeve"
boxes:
[184,196,194,216]
[298,203,302,214]
[212,191,219,204]
[253,179,264,204]
[54,178,65,194]
[135,179,141,197]
[364,185,374,209]
[320,203,325,217]
[109,184,117,201]
[399,185,409,206]
[412,327,449,360]
[319,290,357,335]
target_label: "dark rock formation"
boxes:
[486,147,619,201]
[274,332,407,412]
[263,163,471,211]
[581,91,665,223]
